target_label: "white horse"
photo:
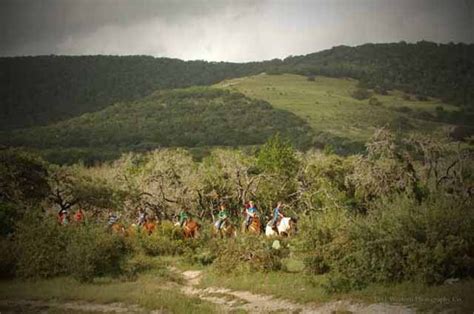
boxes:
[265,217,296,237]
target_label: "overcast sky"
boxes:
[0,0,472,62]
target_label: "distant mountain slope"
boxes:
[0,88,312,159]
[273,41,474,109]
[1,42,472,132]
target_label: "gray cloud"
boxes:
[0,0,472,61]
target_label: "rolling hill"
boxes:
[0,87,312,163]
[1,41,472,132]
[270,41,474,109]
[0,56,274,130]
[215,73,460,154]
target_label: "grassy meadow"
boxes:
[216,73,456,148]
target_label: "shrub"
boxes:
[368,97,382,107]
[393,105,412,113]
[0,238,17,278]
[185,238,219,266]
[133,221,185,256]
[413,110,435,121]
[374,86,388,95]
[15,214,69,278]
[416,94,428,101]
[213,236,289,274]
[15,213,130,281]
[66,224,127,282]
[299,208,349,275]
[301,195,474,292]
[0,202,20,236]
[120,254,158,281]
[351,88,371,100]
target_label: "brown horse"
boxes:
[143,221,156,235]
[111,223,127,236]
[183,219,200,239]
[213,220,237,238]
[242,216,261,235]
[125,222,155,237]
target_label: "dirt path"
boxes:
[0,299,165,313]
[176,269,414,313]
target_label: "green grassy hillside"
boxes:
[215,74,458,153]
[0,87,312,163]
[271,42,474,109]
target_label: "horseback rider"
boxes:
[178,208,189,227]
[73,208,84,223]
[58,208,69,225]
[244,201,258,230]
[107,210,119,227]
[215,203,229,230]
[270,201,284,229]
[137,208,147,226]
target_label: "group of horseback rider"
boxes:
[178,200,287,234]
[57,208,84,225]
[58,200,291,236]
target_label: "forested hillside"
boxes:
[0,88,312,163]
[0,56,273,130]
[1,41,472,131]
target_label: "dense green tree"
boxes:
[256,134,299,177]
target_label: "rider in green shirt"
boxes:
[215,203,229,230]
[179,209,189,227]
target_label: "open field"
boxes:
[216,74,456,150]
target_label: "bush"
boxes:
[393,105,412,113]
[351,88,371,100]
[133,221,185,256]
[301,195,474,292]
[300,209,349,275]
[120,254,158,281]
[374,86,388,95]
[15,213,130,281]
[416,94,428,101]
[213,236,289,274]
[185,238,219,266]
[0,202,20,236]
[66,224,127,282]
[368,97,382,107]
[413,110,435,121]
[15,214,69,278]
[0,238,17,278]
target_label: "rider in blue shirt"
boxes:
[137,208,147,226]
[107,211,119,226]
[270,201,284,228]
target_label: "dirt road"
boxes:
[176,269,414,314]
